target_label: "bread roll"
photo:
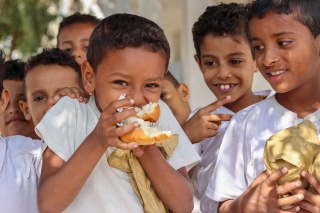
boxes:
[120,102,172,145]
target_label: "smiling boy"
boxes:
[0,60,37,139]
[37,14,200,213]
[207,0,320,212]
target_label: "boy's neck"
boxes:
[224,91,264,113]
[275,92,320,118]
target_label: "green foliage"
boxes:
[0,0,59,59]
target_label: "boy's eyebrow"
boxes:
[251,32,296,41]
[61,39,90,45]
[201,51,245,58]
[111,72,162,81]
[30,89,44,97]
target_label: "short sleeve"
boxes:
[35,97,88,162]
[157,100,200,170]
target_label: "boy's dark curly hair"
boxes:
[0,59,25,93]
[0,50,6,92]
[192,3,253,59]
[87,13,170,71]
[247,0,320,38]
[164,71,180,88]
[25,48,82,86]
[57,12,99,45]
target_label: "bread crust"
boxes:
[120,102,172,145]
[120,127,172,145]
[136,103,160,122]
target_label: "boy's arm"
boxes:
[182,96,232,144]
[37,98,139,213]
[218,168,303,213]
[135,145,194,213]
[38,133,107,212]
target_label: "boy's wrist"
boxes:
[88,130,109,150]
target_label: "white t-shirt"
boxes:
[0,135,45,213]
[192,90,271,213]
[205,94,320,203]
[36,96,200,213]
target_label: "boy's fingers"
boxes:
[208,113,233,122]
[264,167,288,187]
[103,99,135,115]
[301,171,320,194]
[107,107,139,125]
[248,170,269,189]
[276,180,302,196]
[201,96,232,114]
[277,194,304,209]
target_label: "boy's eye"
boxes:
[160,92,166,99]
[253,44,264,51]
[113,80,127,86]
[64,48,72,53]
[230,59,242,64]
[33,96,45,102]
[146,83,159,88]
[83,46,88,51]
[278,40,292,46]
[204,61,217,66]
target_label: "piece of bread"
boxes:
[135,102,160,122]
[120,102,172,145]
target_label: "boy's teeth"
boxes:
[270,70,286,76]
[218,84,234,90]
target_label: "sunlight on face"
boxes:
[83,47,167,112]
[24,64,81,126]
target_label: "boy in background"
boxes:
[20,48,87,127]
[160,70,191,125]
[0,48,87,213]
[208,0,320,212]
[184,3,271,212]
[0,59,37,139]
[57,12,99,65]
[37,13,200,213]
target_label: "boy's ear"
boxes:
[82,60,95,96]
[177,83,190,102]
[1,89,10,113]
[194,54,201,69]
[19,100,32,121]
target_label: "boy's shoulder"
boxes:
[49,96,98,115]
[3,135,45,156]
[231,93,276,124]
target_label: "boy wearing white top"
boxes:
[0,50,44,213]
[1,48,87,213]
[183,3,272,212]
[207,0,320,212]
[36,14,200,213]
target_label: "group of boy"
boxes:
[2,0,320,212]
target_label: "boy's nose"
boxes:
[262,48,279,67]
[72,48,85,65]
[45,97,56,112]
[127,90,147,108]
[8,101,20,114]
[217,67,231,79]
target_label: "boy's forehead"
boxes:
[3,79,24,92]
[97,47,168,71]
[26,64,77,83]
[249,12,305,36]
[200,34,251,53]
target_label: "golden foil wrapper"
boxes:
[264,120,320,188]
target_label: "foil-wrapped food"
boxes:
[264,120,320,188]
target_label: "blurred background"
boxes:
[0,0,271,110]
